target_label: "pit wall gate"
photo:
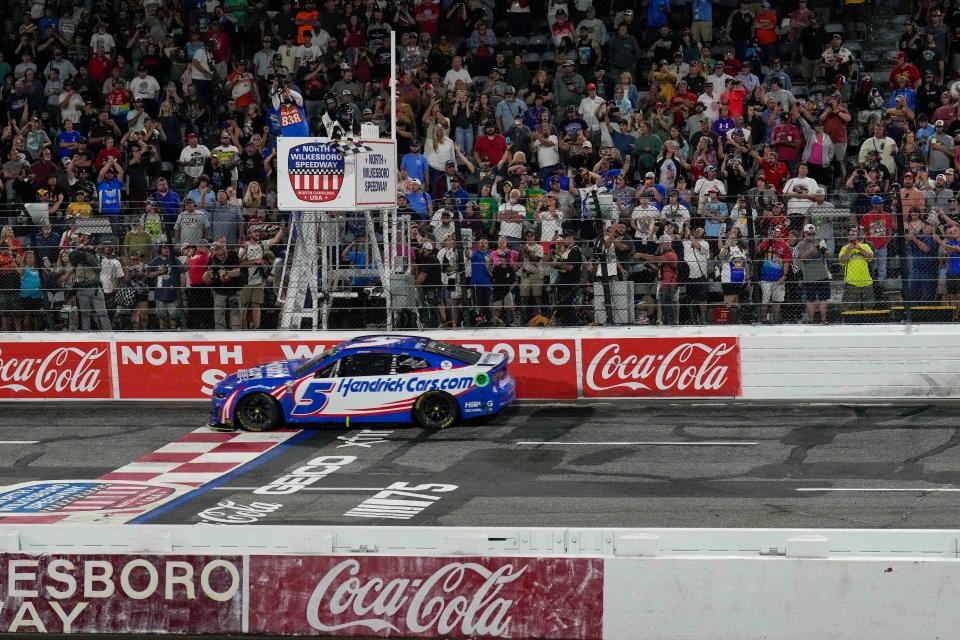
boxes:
[0,325,957,401]
[0,525,957,638]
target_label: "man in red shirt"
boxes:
[761,149,790,192]
[185,240,213,329]
[756,224,793,323]
[889,52,921,90]
[860,195,894,282]
[87,46,112,86]
[772,116,803,173]
[670,80,697,126]
[473,121,509,169]
[636,234,679,325]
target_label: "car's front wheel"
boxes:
[413,391,458,430]
[235,393,281,432]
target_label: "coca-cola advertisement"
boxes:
[580,337,741,398]
[0,342,112,399]
[0,553,243,634]
[248,555,603,639]
[114,338,577,400]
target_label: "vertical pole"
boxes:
[590,191,614,324]
[390,30,397,143]
[745,193,759,322]
[892,184,911,324]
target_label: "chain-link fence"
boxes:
[0,189,958,331]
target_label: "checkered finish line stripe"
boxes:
[0,428,303,525]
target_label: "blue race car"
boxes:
[209,335,516,431]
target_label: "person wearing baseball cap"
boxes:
[929,118,955,177]
[900,171,926,215]
[553,229,584,326]
[795,222,832,324]
[633,233,681,325]
[756,223,792,323]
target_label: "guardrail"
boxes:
[0,325,957,401]
[2,524,959,638]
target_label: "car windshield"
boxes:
[423,341,482,365]
[294,347,340,376]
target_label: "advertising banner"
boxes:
[248,555,603,638]
[114,338,577,400]
[0,554,242,634]
[0,342,112,400]
[580,337,741,398]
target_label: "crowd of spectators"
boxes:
[3,0,960,331]
[392,0,960,327]
[0,0,388,330]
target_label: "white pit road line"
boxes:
[516,441,759,446]
[0,440,40,444]
[796,487,960,493]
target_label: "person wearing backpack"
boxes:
[635,234,679,325]
[718,227,748,323]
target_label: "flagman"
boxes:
[272,80,310,137]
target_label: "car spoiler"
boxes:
[477,351,508,367]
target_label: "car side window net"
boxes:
[338,353,394,377]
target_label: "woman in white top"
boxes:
[631,193,661,240]
[538,194,564,242]
[498,189,527,248]
[424,123,456,186]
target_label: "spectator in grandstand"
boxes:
[861,195,895,283]
[757,225,793,324]
[205,239,242,331]
[69,231,111,331]
[906,217,939,302]
[146,244,182,330]
[839,226,875,311]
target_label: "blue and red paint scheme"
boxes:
[209,335,515,428]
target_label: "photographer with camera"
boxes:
[838,225,875,311]
[69,231,111,331]
[203,239,244,331]
[795,223,832,323]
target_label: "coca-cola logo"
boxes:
[584,340,739,396]
[0,346,107,395]
[305,559,527,636]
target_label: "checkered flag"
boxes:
[332,137,373,156]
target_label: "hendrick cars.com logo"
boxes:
[0,344,111,399]
[580,337,741,398]
[248,556,603,638]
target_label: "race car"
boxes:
[209,335,516,431]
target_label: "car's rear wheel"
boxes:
[235,393,281,432]
[413,391,458,430]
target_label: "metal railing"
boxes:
[0,192,956,330]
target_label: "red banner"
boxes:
[114,338,577,400]
[0,342,112,399]
[0,554,242,634]
[248,555,603,638]
[580,337,741,397]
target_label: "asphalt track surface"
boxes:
[3,401,960,528]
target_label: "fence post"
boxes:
[745,191,759,322]
[892,184,911,324]
[590,191,614,325]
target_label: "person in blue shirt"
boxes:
[889,79,917,112]
[97,157,124,221]
[340,234,378,287]
[906,217,938,302]
[935,225,960,319]
[56,121,81,160]
[467,237,492,322]
[691,0,713,44]
[146,244,183,329]
[400,139,430,185]
[150,177,183,233]
[403,179,433,221]
[447,176,470,215]
[646,0,671,32]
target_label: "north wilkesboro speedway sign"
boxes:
[277,137,397,210]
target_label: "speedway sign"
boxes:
[277,137,396,210]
